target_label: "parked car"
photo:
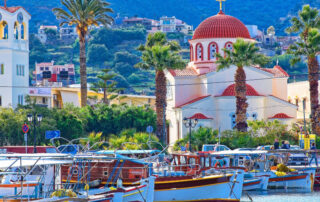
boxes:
[202,144,231,152]
[287,153,308,166]
[289,145,302,150]
[256,145,273,150]
[233,148,256,151]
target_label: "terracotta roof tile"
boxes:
[255,65,289,77]
[193,11,251,40]
[188,113,213,120]
[0,6,30,16]
[168,69,198,77]
[220,84,261,96]
[175,95,211,108]
[269,113,293,119]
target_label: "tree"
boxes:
[91,69,123,105]
[216,39,269,132]
[53,0,114,107]
[286,5,320,135]
[135,32,185,140]
[87,44,108,66]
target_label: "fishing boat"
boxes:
[60,151,244,201]
[0,153,73,200]
[35,176,156,202]
[151,152,244,202]
[212,150,316,191]
[243,173,269,191]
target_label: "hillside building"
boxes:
[165,9,297,145]
[34,61,75,87]
[0,5,31,108]
[36,25,58,44]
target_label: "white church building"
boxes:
[165,10,298,145]
[0,5,31,108]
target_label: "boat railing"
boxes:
[152,164,201,176]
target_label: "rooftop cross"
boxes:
[216,0,226,11]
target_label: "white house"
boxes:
[165,10,298,145]
[0,5,31,108]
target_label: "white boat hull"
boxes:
[154,171,244,202]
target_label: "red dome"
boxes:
[193,11,251,40]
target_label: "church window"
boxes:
[225,42,233,51]
[0,96,2,106]
[190,45,194,61]
[230,113,236,128]
[18,95,24,105]
[0,21,8,39]
[208,42,218,60]
[14,22,19,40]
[21,23,26,40]
[0,64,4,74]
[16,65,25,76]
[252,112,258,120]
[196,43,203,61]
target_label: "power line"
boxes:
[0,72,315,89]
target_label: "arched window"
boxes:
[14,22,19,40]
[0,21,8,39]
[190,45,194,61]
[225,42,233,51]
[224,42,233,57]
[196,43,203,61]
[21,23,26,40]
[208,42,218,60]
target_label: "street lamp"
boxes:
[183,117,198,152]
[27,113,42,153]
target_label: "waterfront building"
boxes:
[0,5,31,108]
[165,9,297,144]
[51,87,155,109]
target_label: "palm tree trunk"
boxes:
[235,66,248,132]
[308,56,319,134]
[155,70,167,141]
[79,35,87,107]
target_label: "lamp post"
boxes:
[183,117,198,152]
[27,113,42,153]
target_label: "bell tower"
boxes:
[0,4,31,107]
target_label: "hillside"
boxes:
[5,0,317,35]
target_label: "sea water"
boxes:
[241,188,320,202]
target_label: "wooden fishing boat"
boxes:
[153,172,243,202]
[61,152,244,202]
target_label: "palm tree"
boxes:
[286,5,320,135]
[53,0,114,107]
[135,32,185,141]
[216,39,269,132]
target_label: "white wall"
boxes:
[206,66,273,96]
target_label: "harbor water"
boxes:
[241,188,320,202]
